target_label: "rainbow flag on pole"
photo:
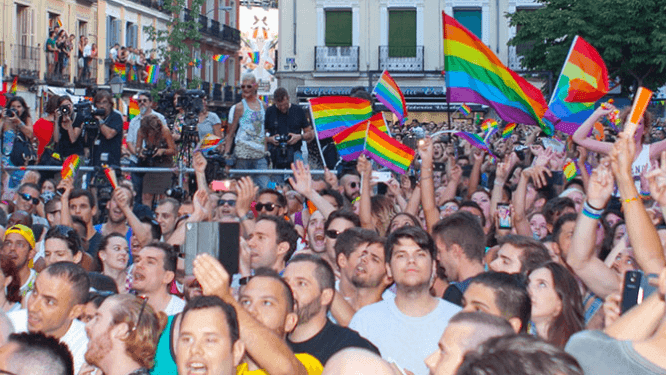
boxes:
[113,63,127,81]
[372,70,408,124]
[333,121,368,161]
[480,119,498,133]
[364,123,415,174]
[460,103,472,116]
[308,96,373,139]
[455,131,495,156]
[212,54,229,63]
[543,36,609,135]
[443,13,548,133]
[145,64,160,84]
[56,18,62,28]
[128,97,140,120]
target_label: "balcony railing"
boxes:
[210,20,221,37]
[212,83,223,101]
[378,45,424,72]
[104,59,155,90]
[199,15,209,34]
[222,25,241,46]
[315,46,359,72]
[11,44,40,80]
[77,58,98,85]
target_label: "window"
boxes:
[453,9,482,39]
[78,21,88,40]
[126,22,138,48]
[325,9,352,47]
[388,9,416,57]
[106,16,122,49]
[16,5,34,47]
[48,13,60,31]
[218,60,225,84]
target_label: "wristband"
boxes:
[584,200,604,213]
[581,207,601,220]
[623,196,640,205]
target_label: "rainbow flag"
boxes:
[308,96,372,139]
[563,161,579,181]
[9,76,17,94]
[543,36,609,135]
[333,120,367,161]
[104,166,118,189]
[61,155,81,180]
[443,13,549,133]
[128,97,140,120]
[145,64,159,84]
[56,18,62,28]
[481,119,498,133]
[128,67,137,82]
[364,123,415,174]
[248,52,260,64]
[197,134,222,153]
[460,103,472,116]
[212,54,229,63]
[502,123,516,139]
[455,131,495,156]
[113,63,127,81]
[372,70,408,124]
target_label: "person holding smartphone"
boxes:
[1,96,35,191]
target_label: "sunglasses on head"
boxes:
[218,199,236,207]
[19,193,39,205]
[325,229,342,239]
[255,202,281,212]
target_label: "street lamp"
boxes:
[108,74,124,110]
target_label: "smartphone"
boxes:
[497,203,512,229]
[212,180,232,191]
[621,270,658,314]
[541,138,565,153]
[545,171,564,186]
[184,222,240,275]
[372,171,392,183]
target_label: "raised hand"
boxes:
[534,147,554,167]
[193,253,232,300]
[57,177,74,199]
[192,151,207,174]
[495,161,511,183]
[288,160,313,197]
[356,154,372,177]
[602,293,622,328]
[521,165,552,189]
[324,167,338,188]
[587,157,615,209]
[418,136,434,165]
[236,176,258,217]
[646,151,666,206]
[192,189,211,220]
[113,187,131,210]
[610,132,636,183]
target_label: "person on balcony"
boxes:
[82,37,92,80]
[45,30,57,76]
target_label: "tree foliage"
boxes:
[507,0,666,94]
[143,0,206,93]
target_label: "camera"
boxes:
[74,101,106,129]
[178,90,206,143]
[138,148,157,167]
[204,150,228,181]
[6,109,17,118]
[59,105,71,116]
[270,134,294,169]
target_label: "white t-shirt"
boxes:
[8,309,89,375]
[164,295,186,316]
[349,298,461,375]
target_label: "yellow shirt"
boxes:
[236,353,323,375]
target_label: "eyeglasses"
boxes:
[132,296,149,332]
[218,199,237,207]
[325,229,342,239]
[137,99,150,104]
[255,202,281,212]
[241,85,254,89]
[19,193,39,205]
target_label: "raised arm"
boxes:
[288,160,335,219]
[572,105,615,154]
[57,177,74,228]
[224,102,243,155]
[356,155,374,231]
[114,188,151,247]
[466,148,484,199]
[418,137,440,232]
[565,158,621,298]
[194,253,308,375]
[512,166,551,238]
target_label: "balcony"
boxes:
[315,46,359,72]
[199,15,209,34]
[11,44,40,80]
[183,8,194,22]
[212,83,223,101]
[201,81,211,97]
[104,59,154,90]
[378,45,424,72]
[76,58,99,86]
[222,25,241,47]
[209,20,221,37]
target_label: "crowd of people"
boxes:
[109,43,159,83]
[1,70,666,374]
[45,25,98,81]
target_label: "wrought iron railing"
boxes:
[315,46,359,72]
[378,45,424,72]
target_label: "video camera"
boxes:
[271,134,293,169]
[178,89,206,143]
[74,100,106,129]
[156,89,177,126]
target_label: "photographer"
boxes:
[53,95,84,160]
[1,96,35,190]
[264,87,313,172]
[91,90,123,167]
[135,114,176,206]
[127,92,166,203]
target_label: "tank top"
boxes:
[234,98,266,159]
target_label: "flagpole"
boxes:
[549,35,578,106]
[307,100,328,167]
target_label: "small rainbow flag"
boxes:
[460,103,472,116]
[128,97,140,120]
[333,120,367,161]
[364,123,415,174]
[61,155,81,180]
[563,161,579,181]
[373,70,408,124]
[145,64,160,84]
[212,54,229,63]
[455,131,495,156]
[480,119,498,133]
[9,76,17,94]
[104,166,118,189]
[113,63,126,81]
[308,96,372,139]
[625,87,653,136]
[502,123,516,139]
[197,134,222,152]
[248,52,260,64]
[56,18,62,28]
[128,67,137,82]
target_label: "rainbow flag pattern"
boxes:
[308,96,373,139]
[563,161,579,181]
[128,97,140,120]
[543,36,609,135]
[460,103,472,116]
[481,119,498,133]
[248,52,260,64]
[9,76,17,94]
[56,18,62,28]
[502,123,516,139]
[113,63,127,81]
[212,54,230,63]
[364,123,415,174]
[61,155,81,180]
[104,166,118,189]
[145,64,160,84]
[443,13,548,133]
[333,120,367,161]
[197,134,222,153]
[373,70,408,124]
[454,131,495,156]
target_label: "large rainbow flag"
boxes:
[543,36,609,135]
[364,123,415,174]
[308,96,373,139]
[442,13,549,133]
[373,70,408,124]
[212,54,229,63]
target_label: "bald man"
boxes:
[323,348,397,375]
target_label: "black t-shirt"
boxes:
[264,103,309,151]
[93,110,124,167]
[288,319,380,365]
[56,113,85,158]
[86,231,103,272]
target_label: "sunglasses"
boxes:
[19,193,40,205]
[218,199,237,207]
[255,202,281,212]
[325,229,342,239]
[137,99,150,103]
[241,85,254,89]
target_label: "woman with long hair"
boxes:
[136,113,176,206]
[0,256,22,312]
[97,232,130,293]
[528,261,584,347]
[1,96,35,192]
[387,212,422,234]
